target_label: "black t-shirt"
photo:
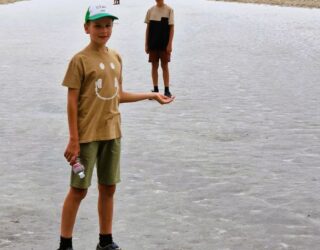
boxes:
[145,4,174,50]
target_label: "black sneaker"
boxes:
[57,248,73,250]
[164,90,172,98]
[96,242,121,250]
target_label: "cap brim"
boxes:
[87,13,118,21]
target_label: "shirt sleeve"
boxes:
[169,8,174,25]
[144,9,150,24]
[62,55,83,89]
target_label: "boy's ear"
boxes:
[84,23,90,34]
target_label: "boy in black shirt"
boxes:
[145,0,174,97]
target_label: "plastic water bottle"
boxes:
[72,157,85,179]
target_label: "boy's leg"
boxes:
[60,187,88,237]
[151,61,159,92]
[160,51,172,97]
[96,139,120,234]
[97,184,122,249]
[96,139,121,249]
[58,187,87,249]
[161,62,172,97]
[98,184,116,234]
[149,51,160,92]
[58,141,97,249]
[161,61,169,88]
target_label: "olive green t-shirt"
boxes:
[62,46,122,143]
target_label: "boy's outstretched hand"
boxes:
[152,92,175,104]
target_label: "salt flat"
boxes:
[0,0,319,249]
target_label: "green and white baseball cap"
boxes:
[85,2,118,22]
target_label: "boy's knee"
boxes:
[152,62,159,69]
[69,187,88,201]
[161,62,168,70]
[98,184,116,198]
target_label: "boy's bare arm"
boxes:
[145,23,150,54]
[167,25,174,53]
[120,91,173,104]
[119,83,174,104]
[64,88,80,163]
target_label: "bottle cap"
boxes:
[79,172,85,179]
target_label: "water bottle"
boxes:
[72,157,85,179]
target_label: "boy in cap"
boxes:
[145,0,174,97]
[57,2,174,250]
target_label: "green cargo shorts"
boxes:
[70,138,121,189]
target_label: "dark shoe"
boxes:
[164,90,172,98]
[96,242,121,250]
[57,248,73,250]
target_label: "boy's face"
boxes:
[84,17,113,46]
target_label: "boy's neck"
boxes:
[156,2,165,7]
[88,42,108,53]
